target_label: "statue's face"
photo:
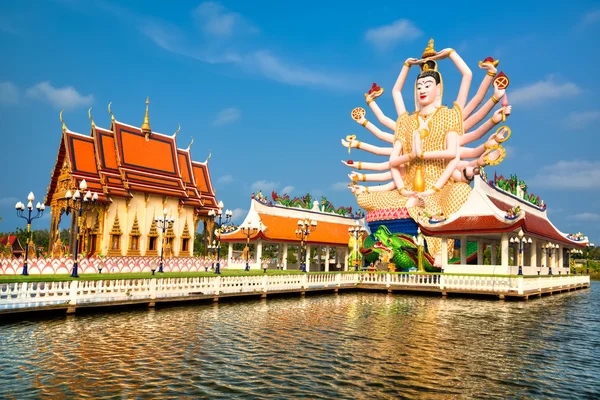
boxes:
[416,76,438,107]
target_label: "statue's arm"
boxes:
[388,139,412,167]
[341,138,392,156]
[366,100,397,131]
[389,141,409,193]
[349,171,392,182]
[350,182,396,194]
[392,58,418,117]
[342,160,390,171]
[464,83,506,131]
[442,49,473,110]
[355,116,394,143]
[462,63,497,119]
[460,106,510,145]
[420,130,459,161]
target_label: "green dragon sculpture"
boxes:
[361,225,439,272]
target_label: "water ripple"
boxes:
[1,283,600,398]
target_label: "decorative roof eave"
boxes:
[45,130,69,206]
[420,176,588,248]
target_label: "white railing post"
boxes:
[439,273,445,290]
[69,280,78,306]
[302,273,308,289]
[335,273,341,288]
[150,278,157,300]
[214,276,221,295]
[262,274,268,293]
[518,276,524,295]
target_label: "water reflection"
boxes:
[1,283,599,399]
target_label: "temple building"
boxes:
[44,99,219,257]
[220,192,366,271]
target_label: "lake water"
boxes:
[1,282,599,399]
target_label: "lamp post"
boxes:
[240,221,258,271]
[64,180,98,278]
[295,218,317,272]
[155,208,175,273]
[208,201,232,274]
[510,229,532,275]
[348,221,366,271]
[541,242,558,275]
[208,240,217,270]
[15,192,45,276]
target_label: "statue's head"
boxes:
[416,60,441,108]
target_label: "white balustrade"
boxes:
[0,273,591,311]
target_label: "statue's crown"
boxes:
[421,38,437,59]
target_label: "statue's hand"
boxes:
[356,116,367,126]
[405,57,421,66]
[341,160,354,168]
[492,81,505,100]
[341,138,358,148]
[349,185,366,195]
[479,62,497,74]
[431,48,454,61]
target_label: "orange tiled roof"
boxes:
[46,114,218,212]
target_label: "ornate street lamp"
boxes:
[541,242,559,275]
[64,180,98,278]
[348,221,366,271]
[295,218,317,273]
[208,201,232,274]
[208,240,217,270]
[240,221,258,271]
[155,208,175,273]
[15,192,45,276]
[510,229,532,275]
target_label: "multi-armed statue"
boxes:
[342,39,513,265]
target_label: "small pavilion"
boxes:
[419,174,588,275]
[220,194,366,271]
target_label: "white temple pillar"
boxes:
[441,238,449,270]
[530,239,537,268]
[491,244,497,266]
[305,244,311,272]
[256,240,263,269]
[325,246,330,272]
[344,247,349,271]
[558,244,564,271]
[477,240,484,265]
[460,236,467,265]
[501,233,509,273]
[282,243,288,270]
[227,242,233,267]
[541,245,547,270]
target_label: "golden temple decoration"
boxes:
[130,214,141,237]
[173,123,180,137]
[166,224,175,239]
[128,214,142,256]
[181,220,191,239]
[141,97,151,139]
[108,101,115,122]
[422,38,437,59]
[187,137,194,150]
[110,213,122,235]
[59,110,67,132]
[88,107,95,130]
[92,217,101,235]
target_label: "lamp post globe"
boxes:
[15,192,45,276]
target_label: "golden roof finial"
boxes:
[422,38,437,59]
[88,107,95,129]
[108,102,115,122]
[187,137,194,150]
[205,151,212,163]
[173,122,180,137]
[141,96,151,134]
[59,110,67,131]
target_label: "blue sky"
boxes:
[0,0,599,244]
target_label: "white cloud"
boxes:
[280,185,295,195]
[250,180,279,194]
[230,207,247,223]
[0,196,19,207]
[0,81,19,105]
[365,19,422,50]
[509,77,581,107]
[217,174,233,184]
[569,212,600,222]
[26,81,93,110]
[564,111,600,130]
[193,1,258,38]
[213,107,241,126]
[331,182,350,191]
[529,160,600,190]
[581,10,600,27]
[247,51,354,90]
